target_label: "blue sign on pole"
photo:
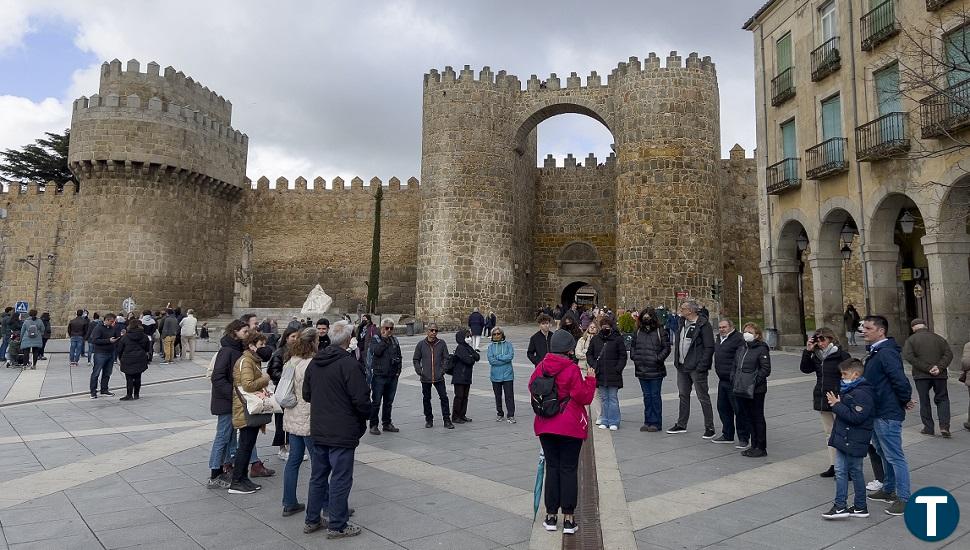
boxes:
[14,301,28,314]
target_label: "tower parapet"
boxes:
[99,59,232,124]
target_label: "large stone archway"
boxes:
[770,216,812,346]
[811,207,863,334]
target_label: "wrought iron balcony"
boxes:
[855,112,910,161]
[806,138,848,179]
[766,158,800,195]
[771,67,795,106]
[926,0,956,11]
[920,78,970,138]
[861,0,899,51]
[811,37,841,82]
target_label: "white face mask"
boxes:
[742,332,756,342]
[464,337,472,345]
[348,339,358,352]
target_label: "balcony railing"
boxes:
[771,67,795,106]
[811,37,841,82]
[767,158,800,195]
[920,78,970,138]
[926,0,956,11]
[861,0,899,51]
[806,138,848,179]
[855,112,910,161]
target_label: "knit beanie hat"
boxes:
[550,329,576,354]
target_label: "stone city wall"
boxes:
[718,155,763,320]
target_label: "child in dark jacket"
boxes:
[822,358,875,520]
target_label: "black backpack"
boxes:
[530,369,570,418]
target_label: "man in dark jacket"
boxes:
[413,323,453,429]
[860,315,915,516]
[302,320,369,538]
[668,301,716,437]
[90,314,119,398]
[711,319,748,445]
[369,319,402,435]
[160,309,180,364]
[67,310,89,367]
[316,318,331,351]
[528,314,554,365]
[902,318,953,437]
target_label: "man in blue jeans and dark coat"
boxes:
[89,313,118,398]
[302,320,370,538]
[859,314,916,516]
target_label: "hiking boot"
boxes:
[885,499,906,516]
[666,425,687,434]
[282,503,306,517]
[702,429,716,439]
[326,523,362,539]
[382,423,399,433]
[369,426,381,435]
[848,505,869,518]
[250,461,275,477]
[710,435,734,444]
[543,514,558,531]
[867,489,896,503]
[822,505,850,519]
[444,418,455,429]
[425,419,433,428]
[562,518,578,535]
[819,465,835,478]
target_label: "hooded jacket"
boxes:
[530,353,597,440]
[631,327,669,380]
[19,317,45,349]
[673,315,715,372]
[210,335,244,415]
[828,378,875,458]
[302,345,371,448]
[863,338,912,421]
[800,346,851,412]
[732,339,771,396]
[140,315,157,338]
[487,337,515,382]
[527,330,553,365]
[586,319,628,388]
[413,337,449,383]
[451,329,480,385]
[117,328,151,375]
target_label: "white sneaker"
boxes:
[595,418,604,426]
[866,480,884,491]
[609,425,618,431]
[598,424,608,430]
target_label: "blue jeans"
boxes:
[834,449,866,509]
[600,386,620,426]
[306,442,355,530]
[283,434,310,508]
[69,336,84,363]
[91,353,113,395]
[0,334,9,361]
[638,378,663,427]
[872,418,910,501]
[208,414,259,470]
[86,341,95,362]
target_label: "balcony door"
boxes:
[875,64,902,141]
[821,95,842,139]
[820,1,837,42]
[945,25,970,87]
[781,119,797,180]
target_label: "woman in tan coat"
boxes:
[281,328,319,517]
[229,332,271,494]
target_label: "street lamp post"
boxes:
[17,253,55,309]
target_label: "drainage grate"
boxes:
[562,420,603,550]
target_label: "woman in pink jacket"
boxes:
[530,329,597,535]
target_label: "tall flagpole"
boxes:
[738,274,743,328]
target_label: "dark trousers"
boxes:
[232,427,259,482]
[868,444,885,482]
[539,433,583,515]
[272,413,287,447]
[124,373,141,397]
[422,380,450,420]
[452,384,470,420]
[370,375,399,427]
[716,379,750,442]
[40,338,49,356]
[91,353,113,395]
[736,392,767,451]
[676,368,714,430]
[29,347,42,367]
[915,378,951,431]
[492,380,515,418]
[306,443,355,531]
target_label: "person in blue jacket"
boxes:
[822,358,874,520]
[487,326,516,423]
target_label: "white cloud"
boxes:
[0,95,70,152]
[0,0,34,52]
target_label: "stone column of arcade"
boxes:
[863,243,903,331]
[922,233,970,362]
[769,258,804,347]
[808,253,845,333]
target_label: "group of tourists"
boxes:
[1,307,52,368]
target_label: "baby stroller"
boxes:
[6,335,27,369]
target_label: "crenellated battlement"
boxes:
[99,59,233,124]
[422,51,716,93]
[0,181,79,200]
[539,153,617,171]
[245,175,420,193]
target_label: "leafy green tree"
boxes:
[367,184,383,313]
[0,129,75,192]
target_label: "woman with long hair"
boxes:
[631,308,670,432]
[268,326,301,460]
[281,327,320,516]
[228,332,272,494]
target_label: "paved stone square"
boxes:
[0,325,968,549]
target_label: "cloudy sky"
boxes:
[0,0,763,185]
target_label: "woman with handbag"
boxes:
[281,328,319,517]
[732,323,771,457]
[269,327,301,460]
[117,319,151,401]
[229,331,272,494]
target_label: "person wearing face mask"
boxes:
[731,323,771,457]
[228,332,273,494]
[487,327,516,423]
[450,328,481,424]
[560,316,583,342]
[800,327,851,477]
[631,308,670,432]
[586,317,627,431]
[528,314,554,365]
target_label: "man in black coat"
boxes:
[711,319,748,445]
[90,314,119,399]
[369,319,402,435]
[302,320,370,538]
[668,301,716,437]
[527,314,554,365]
[316,318,331,350]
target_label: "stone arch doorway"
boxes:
[561,281,598,309]
[773,218,814,346]
[813,208,863,335]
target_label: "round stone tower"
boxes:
[67,59,248,315]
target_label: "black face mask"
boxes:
[256,346,273,362]
[600,327,612,335]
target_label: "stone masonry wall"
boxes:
[234,177,421,314]
[718,154,763,320]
